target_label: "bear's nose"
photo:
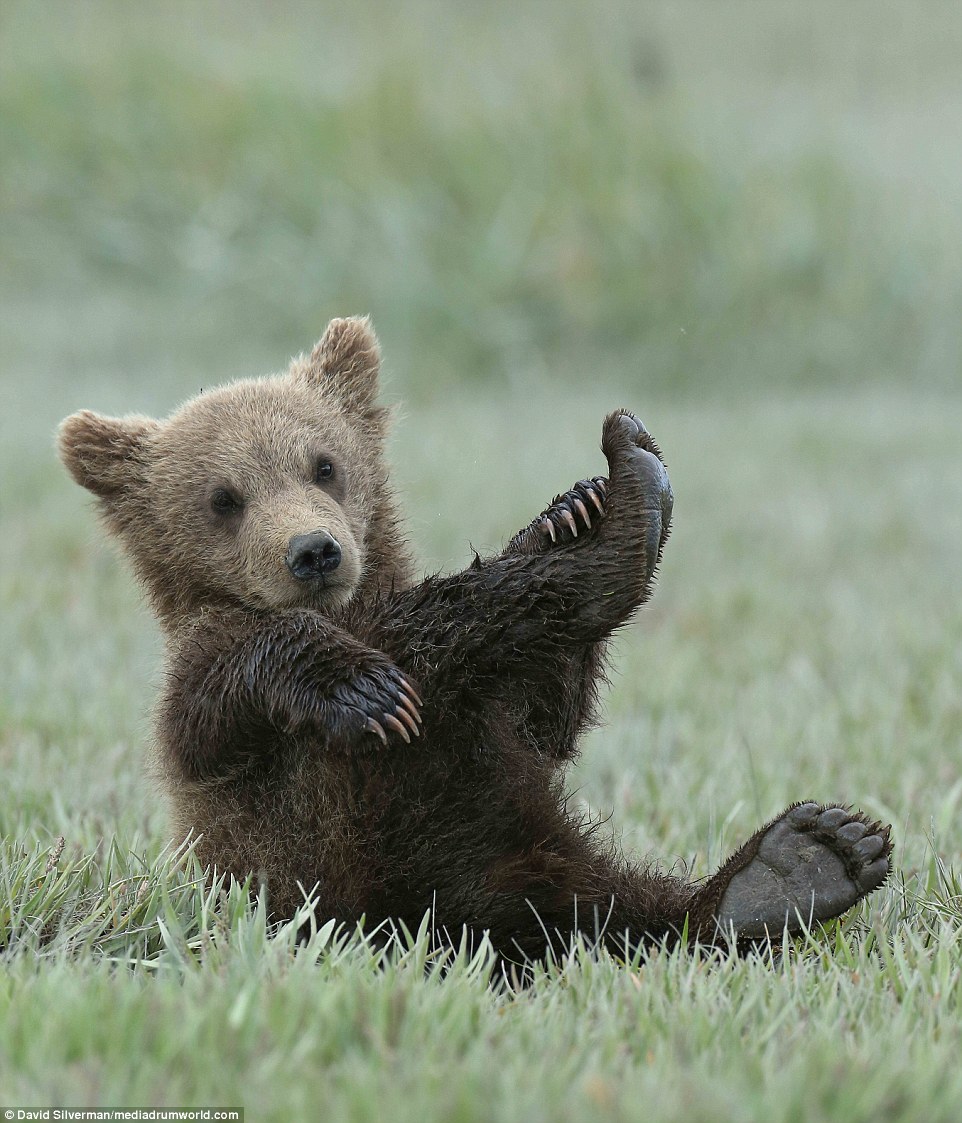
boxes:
[285,531,342,580]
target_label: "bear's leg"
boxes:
[485,802,891,969]
[374,408,677,704]
[480,853,698,969]
[690,802,892,942]
[501,477,612,759]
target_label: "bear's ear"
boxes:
[304,316,382,413]
[57,410,159,500]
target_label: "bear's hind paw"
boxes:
[710,802,893,941]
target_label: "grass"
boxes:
[2,2,961,1120]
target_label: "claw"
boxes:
[572,495,591,529]
[587,487,605,515]
[366,717,388,746]
[395,704,420,737]
[401,678,424,707]
[397,690,422,727]
[542,516,557,543]
[593,476,608,496]
[382,712,412,744]
[560,508,578,537]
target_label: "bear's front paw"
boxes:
[538,477,608,543]
[329,664,423,747]
[601,410,673,525]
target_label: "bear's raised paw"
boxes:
[602,410,673,522]
[538,477,608,543]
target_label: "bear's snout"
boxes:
[285,531,342,581]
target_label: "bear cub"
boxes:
[59,317,892,965]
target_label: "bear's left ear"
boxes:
[58,410,159,501]
[304,316,382,415]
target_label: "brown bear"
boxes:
[58,316,892,968]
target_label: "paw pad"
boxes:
[714,802,893,940]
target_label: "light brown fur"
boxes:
[60,318,413,626]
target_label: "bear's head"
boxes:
[58,317,411,625]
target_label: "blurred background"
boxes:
[4,1,962,404]
[1,1,960,866]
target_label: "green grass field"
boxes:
[2,3,961,1120]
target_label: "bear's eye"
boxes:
[210,488,243,517]
[315,460,334,483]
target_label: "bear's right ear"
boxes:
[57,410,159,500]
[304,316,382,415]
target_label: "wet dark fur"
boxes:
[159,410,697,961]
[59,318,892,968]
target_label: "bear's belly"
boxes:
[166,731,569,929]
